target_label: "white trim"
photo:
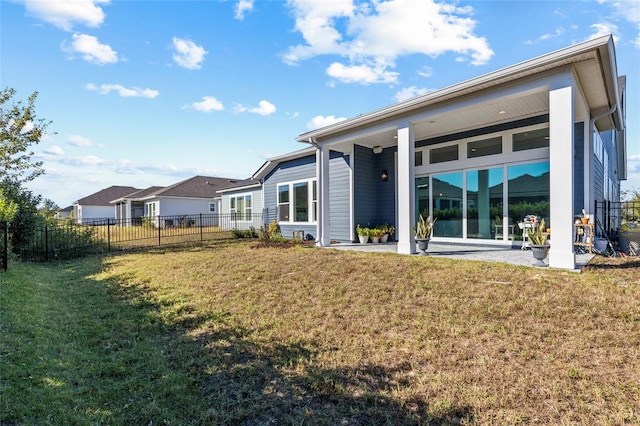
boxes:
[229,192,253,222]
[276,178,318,225]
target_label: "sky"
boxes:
[1,0,639,208]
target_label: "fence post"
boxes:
[158,216,161,246]
[200,213,203,241]
[108,220,111,252]
[1,221,7,271]
[45,225,49,262]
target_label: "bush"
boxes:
[231,227,258,239]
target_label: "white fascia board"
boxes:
[297,35,614,142]
[217,183,262,194]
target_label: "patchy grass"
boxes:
[2,241,639,424]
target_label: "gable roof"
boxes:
[138,176,233,200]
[111,186,166,203]
[252,146,316,181]
[76,185,141,206]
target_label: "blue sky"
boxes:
[2,0,639,207]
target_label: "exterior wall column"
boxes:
[397,122,417,254]
[316,145,331,247]
[549,83,576,269]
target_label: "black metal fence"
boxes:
[1,221,7,271]
[594,200,640,255]
[10,211,277,264]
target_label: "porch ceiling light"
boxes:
[372,146,383,154]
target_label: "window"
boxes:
[430,144,458,164]
[230,194,252,220]
[278,185,289,221]
[146,202,157,217]
[512,128,549,151]
[209,203,216,212]
[277,180,316,223]
[467,137,502,158]
[415,151,423,166]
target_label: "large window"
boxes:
[230,194,252,220]
[467,137,502,158]
[507,162,550,230]
[512,128,549,152]
[432,172,463,238]
[278,180,316,223]
[430,144,458,164]
[466,168,503,239]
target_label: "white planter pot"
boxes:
[358,235,369,244]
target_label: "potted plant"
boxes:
[356,224,370,244]
[414,214,436,255]
[371,227,385,243]
[581,209,589,225]
[526,218,549,266]
[380,223,395,243]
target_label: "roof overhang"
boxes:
[296,35,623,148]
[252,146,316,180]
[217,183,262,194]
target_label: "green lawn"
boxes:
[1,241,639,425]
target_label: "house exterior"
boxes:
[216,178,263,230]
[112,186,165,225]
[54,205,73,220]
[73,185,140,224]
[122,176,232,228]
[280,34,625,270]
[252,147,352,240]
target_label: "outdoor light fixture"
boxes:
[372,145,383,154]
[380,170,389,181]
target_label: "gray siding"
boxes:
[353,144,377,229]
[329,153,352,241]
[353,144,397,240]
[263,155,317,239]
[263,151,352,241]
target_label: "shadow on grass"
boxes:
[101,267,475,425]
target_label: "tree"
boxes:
[1,87,51,183]
[38,198,59,221]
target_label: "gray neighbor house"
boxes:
[231,35,627,271]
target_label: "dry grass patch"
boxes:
[94,242,639,424]
[3,241,638,424]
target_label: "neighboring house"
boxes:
[126,176,232,228]
[262,35,625,270]
[216,178,263,230]
[112,186,165,225]
[54,205,73,220]
[73,186,140,224]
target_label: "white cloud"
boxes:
[306,115,348,131]
[283,0,493,85]
[589,22,620,43]
[62,33,118,65]
[86,83,159,98]
[68,134,102,147]
[235,0,254,20]
[327,62,399,84]
[234,100,277,116]
[187,96,224,112]
[172,37,207,70]
[22,0,108,31]
[61,155,105,166]
[417,66,433,78]
[43,146,64,156]
[394,86,432,102]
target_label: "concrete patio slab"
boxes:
[328,241,593,270]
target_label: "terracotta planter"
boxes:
[581,217,589,224]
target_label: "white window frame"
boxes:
[277,178,317,224]
[209,202,216,213]
[229,193,252,221]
